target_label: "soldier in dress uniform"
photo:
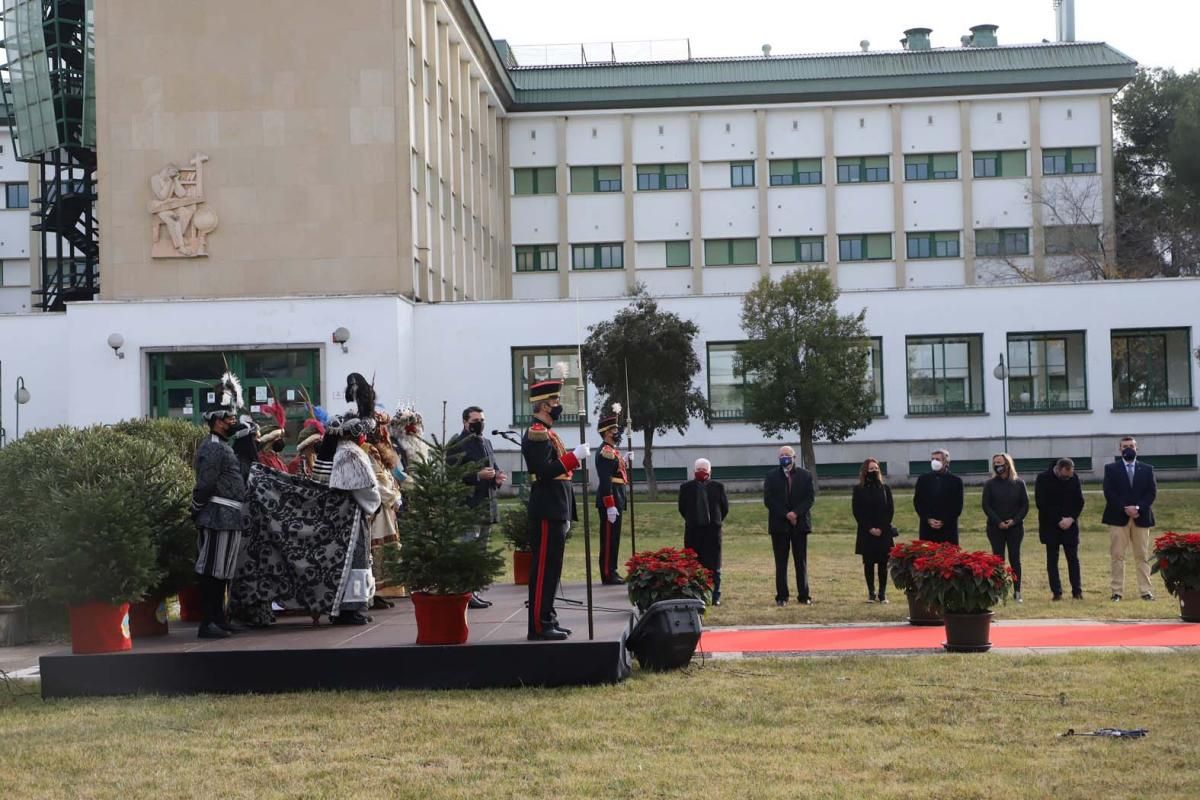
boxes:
[595,407,629,585]
[521,375,590,641]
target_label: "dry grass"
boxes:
[1,652,1194,799]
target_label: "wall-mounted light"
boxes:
[107,333,126,359]
[332,327,351,354]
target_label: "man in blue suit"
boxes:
[1101,436,1157,602]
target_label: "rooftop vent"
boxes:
[902,27,932,51]
[762,43,772,57]
[859,39,870,52]
[968,24,999,47]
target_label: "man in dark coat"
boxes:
[1035,457,1086,601]
[763,445,816,606]
[594,408,629,585]
[678,458,729,605]
[913,447,964,545]
[1101,436,1158,601]
[448,405,506,609]
[520,376,588,641]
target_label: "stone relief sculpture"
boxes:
[149,152,218,257]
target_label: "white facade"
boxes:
[0,130,34,315]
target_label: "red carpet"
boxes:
[700,622,1200,654]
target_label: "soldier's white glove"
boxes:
[572,443,591,461]
[606,506,619,524]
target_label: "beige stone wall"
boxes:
[96,0,506,301]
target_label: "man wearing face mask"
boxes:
[1035,457,1085,601]
[594,407,629,585]
[913,448,964,545]
[448,405,506,608]
[763,446,816,606]
[1102,436,1158,602]
[678,458,729,605]
[521,375,589,640]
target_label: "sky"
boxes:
[475,0,1198,72]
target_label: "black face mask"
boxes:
[994,464,1007,475]
[271,438,286,453]
[867,471,880,483]
[1122,447,1136,462]
[1058,472,1072,482]
[612,432,623,447]
[468,420,484,436]
[548,405,563,422]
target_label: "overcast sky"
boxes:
[475,0,1196,73]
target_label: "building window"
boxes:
[1111,328,1194,410]
[1007,332,1088,412]
[515,244,558,272]
[704,238,757,266]
[975,228,1030,257]
[904,153,958,181]
[1043,147,1097,175]
[665,240,691,268]
[837,156,889,184]
[839,234,892,262]
[867,337,884,416]
[569,165,622,193]
[906,231,961,259]
[511,347,586,426]
[973,150,1027,178]
[5,183,29,209]
[1045,224,1102,255]
[571,243,623,270]
[906,335,985,415]
[770,236,824,264]
[730,161,755,187]
[636,163,688,191]
[707,342,754,420]
[513,167,556,195]
[768,158,822,186]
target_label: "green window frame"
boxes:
[1042,147,1097,175]
[770,236,825,264]
[515,244,558,272]
[707,342,755,420]
[904,153,958,181]
[636,163,688,191]
[837,156,889,184]
[513,167,556,196]
[511,347,587,426]
[867,337,884,416]
[148,349,321,452]
[571,243,623,270]
[730,161,755,188]
[1006,331,1088,412]
[704,238,757,266]
[906,231,960,260]
[838,234,892,262]
[768,158,822,186]
[1111,328,1194,410]
[973,150,1027,178]
[1045,224,1102,255]
[905,334,985,415]
[569,165,622,193]
[975,228,1030,257]
[665,240,691,268]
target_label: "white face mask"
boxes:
[930,459,944,472]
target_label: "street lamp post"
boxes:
[14,377,30,441]
[992,354,1008,454]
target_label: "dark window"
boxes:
[5,183,29,209]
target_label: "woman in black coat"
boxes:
[851,458,896,603]
[982,452,1030,601]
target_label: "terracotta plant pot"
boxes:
[0,604,29,647]
[513,550,532,585]
[943,611,994,653]
[905,590,942,626]
[177,585,204,623]
[411,591,471,645]
[68,602,133,655]
[129,596,170,638]
[1178,588,1200,623]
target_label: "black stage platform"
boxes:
[41,583,634,698]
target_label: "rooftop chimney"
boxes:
[1054,0,1076,42]
[968,24,999,47]
[903,27,933,51]
[762,43,772,57]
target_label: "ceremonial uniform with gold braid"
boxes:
[594,413,628,584]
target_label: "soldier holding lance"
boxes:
[594,404,629,585]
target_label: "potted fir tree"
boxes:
[385,438,505,644]
[909,544,1016,653]
[500,485,532,585]
[888,540,944,626]
[1151,532,1200,622]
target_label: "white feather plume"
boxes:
[220,371,243,410]
[611,402,622,415]
[553,361,569,380]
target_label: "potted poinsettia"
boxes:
[385,437,505,644]
[1151,532,1200,622]
[909,544,1016,653]
[888,540,944,626]
[625,547,713,612]
[500,485,532,584]
[624,547,711,671]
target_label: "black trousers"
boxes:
[987,526,1024,590]
[1046,540,1082,597]
[598,511,622,581]
[199,574,228,626]
[528,517,567,635]
[770,528,809,602]
[863,558,888,598]
[684,524,723,601]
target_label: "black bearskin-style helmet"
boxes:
[344,372,376,420]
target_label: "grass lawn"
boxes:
[545,483,1200,626]
[2,652,1193,799]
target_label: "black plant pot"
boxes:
[626,599,705,671]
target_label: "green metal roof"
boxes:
[503,42,1136,111]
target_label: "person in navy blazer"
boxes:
[1101,436,1157,602]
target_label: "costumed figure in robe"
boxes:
[286,409,327,477]
[390,402,430,493]
[364,409,405,605]
[256,399,289,472]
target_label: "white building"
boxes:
[1,2,1196,484]
[0,128,33,314]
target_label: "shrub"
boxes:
[110,417,207,468]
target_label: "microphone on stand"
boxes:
[492,429,522,446]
